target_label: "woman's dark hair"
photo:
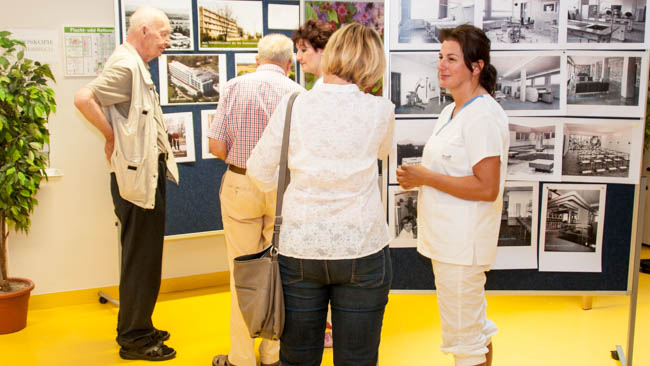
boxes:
[292,19,334,50]
[439,24,497,96]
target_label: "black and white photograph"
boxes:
[120,0,194,51]
[200,109,217,160]
[564,0,649,48]
[390,52,452,117]
[480,0,560,49]
[561,119,643,184]
[492,51,566,116]
[389,0,477,50]
[566,51,649,117]
[268,3,299,30]
[158,54,227,105]
[539,183,606,272]
[493,181,539,270]
[197,0,263,50]
[389,119,436,184]
[163,112,195,163]
[388,186,419,248]
[506,118,562,181]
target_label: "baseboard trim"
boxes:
[30,271,230,310]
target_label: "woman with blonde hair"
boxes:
[247,23,394,366]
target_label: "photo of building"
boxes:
[159,54,226,105]
[390,0,475,49]
[498,185,534,247]
[543,188,601,252]
[492,52,563,114]
[198,0,263,49]
[390,52,452,116]
[566,0,647,44]
[567,54,642,106]
[507,121,560,180]
[483,0,560,46]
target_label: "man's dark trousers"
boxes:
[110,157,167,348]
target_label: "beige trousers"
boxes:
[220,170,280,366]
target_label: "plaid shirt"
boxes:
[208,64,304,168]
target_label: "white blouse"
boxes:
[417,95,509,266]
[247,83,395,260]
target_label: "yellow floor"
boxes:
[2,250,650,365]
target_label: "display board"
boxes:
[113,0,648,292]
[114,0,302,235]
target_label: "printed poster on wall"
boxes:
[63,26,115,77]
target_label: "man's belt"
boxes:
[228,165,246,175]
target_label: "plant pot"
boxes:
[0,277,35,334]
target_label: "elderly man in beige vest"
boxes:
[74,6,178,362]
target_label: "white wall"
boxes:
[2,0,228,295]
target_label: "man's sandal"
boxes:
[119,342,176,361]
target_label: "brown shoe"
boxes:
[212,354,236,366]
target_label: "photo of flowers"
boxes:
[304,0,384,94]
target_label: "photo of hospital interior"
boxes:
[397,0,474,44]
[561,124,632,177]
[507,123,556,175]
[390,53,451,114]
[544,189,599,252]
[493,55,561,110]
[498,186,533,247]
[567,55,642,106]
[566,0,647,43]
[483,0,559,44]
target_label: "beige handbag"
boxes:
[232,91,299,340]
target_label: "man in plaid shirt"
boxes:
[208,34,304,366]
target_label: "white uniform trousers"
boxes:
[432,260,498,366]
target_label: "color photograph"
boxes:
[197,0,263,50]
[159,54,227,105]
[163,111,195,163]
[121,0,194,51]
[200,109,217,160]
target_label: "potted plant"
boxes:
[0,31,56,334]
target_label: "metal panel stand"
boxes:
[611,176,647,365]
[99,221,121,307]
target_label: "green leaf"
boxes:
[305,4,317,20]
[17,49,24,60]
[6,167,15,175]
[35,104,44,118]
[0,56,8,68]
[20,190,31,197]
[327,9,338,22]
[29,142,42,150]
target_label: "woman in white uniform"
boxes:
[396,24,509,366]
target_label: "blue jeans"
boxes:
[278,246,392,366]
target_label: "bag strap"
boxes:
[272,91,300,257]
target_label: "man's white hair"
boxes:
[257,34,293,64]
[127,6,168,36]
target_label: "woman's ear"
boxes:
[472,60,485,75]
